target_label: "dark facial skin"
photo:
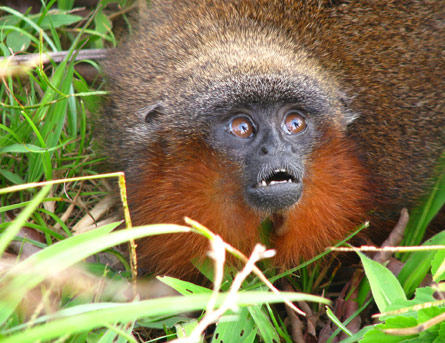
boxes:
[210,103,317,213]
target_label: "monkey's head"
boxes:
[101,3,367,275]
[169,77,355,215]
[105,33,356,215]
[202,72,351,215]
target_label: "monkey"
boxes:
[98,0,445,279]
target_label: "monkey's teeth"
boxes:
[258,174,295,188]
[270,180,290,186]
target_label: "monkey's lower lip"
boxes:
[246,182,302,212]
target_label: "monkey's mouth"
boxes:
[255,168,298,188]
[246,167,302,213]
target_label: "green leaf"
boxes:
[39,14,83,29]
[0,143,68,154]
[431,250,445,282]
[94,10,112,35]
[175,320,201,340]
[92,9,113,48]
[157,276,212,295]
[357,252,406,313]
[248,305,280,343]
[240,328,258,343]
[380,287,437,317]
[0,169,24,185]
[406,287,437,307]
[0,6,57,51]
[361,317,418,343]
[5,31,31,52]
[416,330,438,343]
[336,326,375,343]
[417,307,445,327]
[398,231,445,295]
[434,322,445,342]
[212,308,256,343]
[0,12,82,30]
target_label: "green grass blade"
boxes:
[0,292,328,343]
[398,230,445,295]
[401,160,445,250]
[325,306,352,337]
[0,184,51,256]
[248,305,280,343]
[0,223,191,324]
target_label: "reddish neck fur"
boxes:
[272,130,369,267]
[128,138,262,278]
[128,131,369,277]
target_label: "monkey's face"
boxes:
[210,102,318,214]
[158,71,355,217]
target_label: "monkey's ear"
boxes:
[339,94,359,126]
[136,103,164,123]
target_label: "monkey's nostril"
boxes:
[260,146,268,155]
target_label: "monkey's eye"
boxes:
[283,112,307,135]
[228,116,255,139]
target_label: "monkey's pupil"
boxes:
[239,123,249,132]
[291,119,301,129]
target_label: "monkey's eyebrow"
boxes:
[187,74,331,117]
